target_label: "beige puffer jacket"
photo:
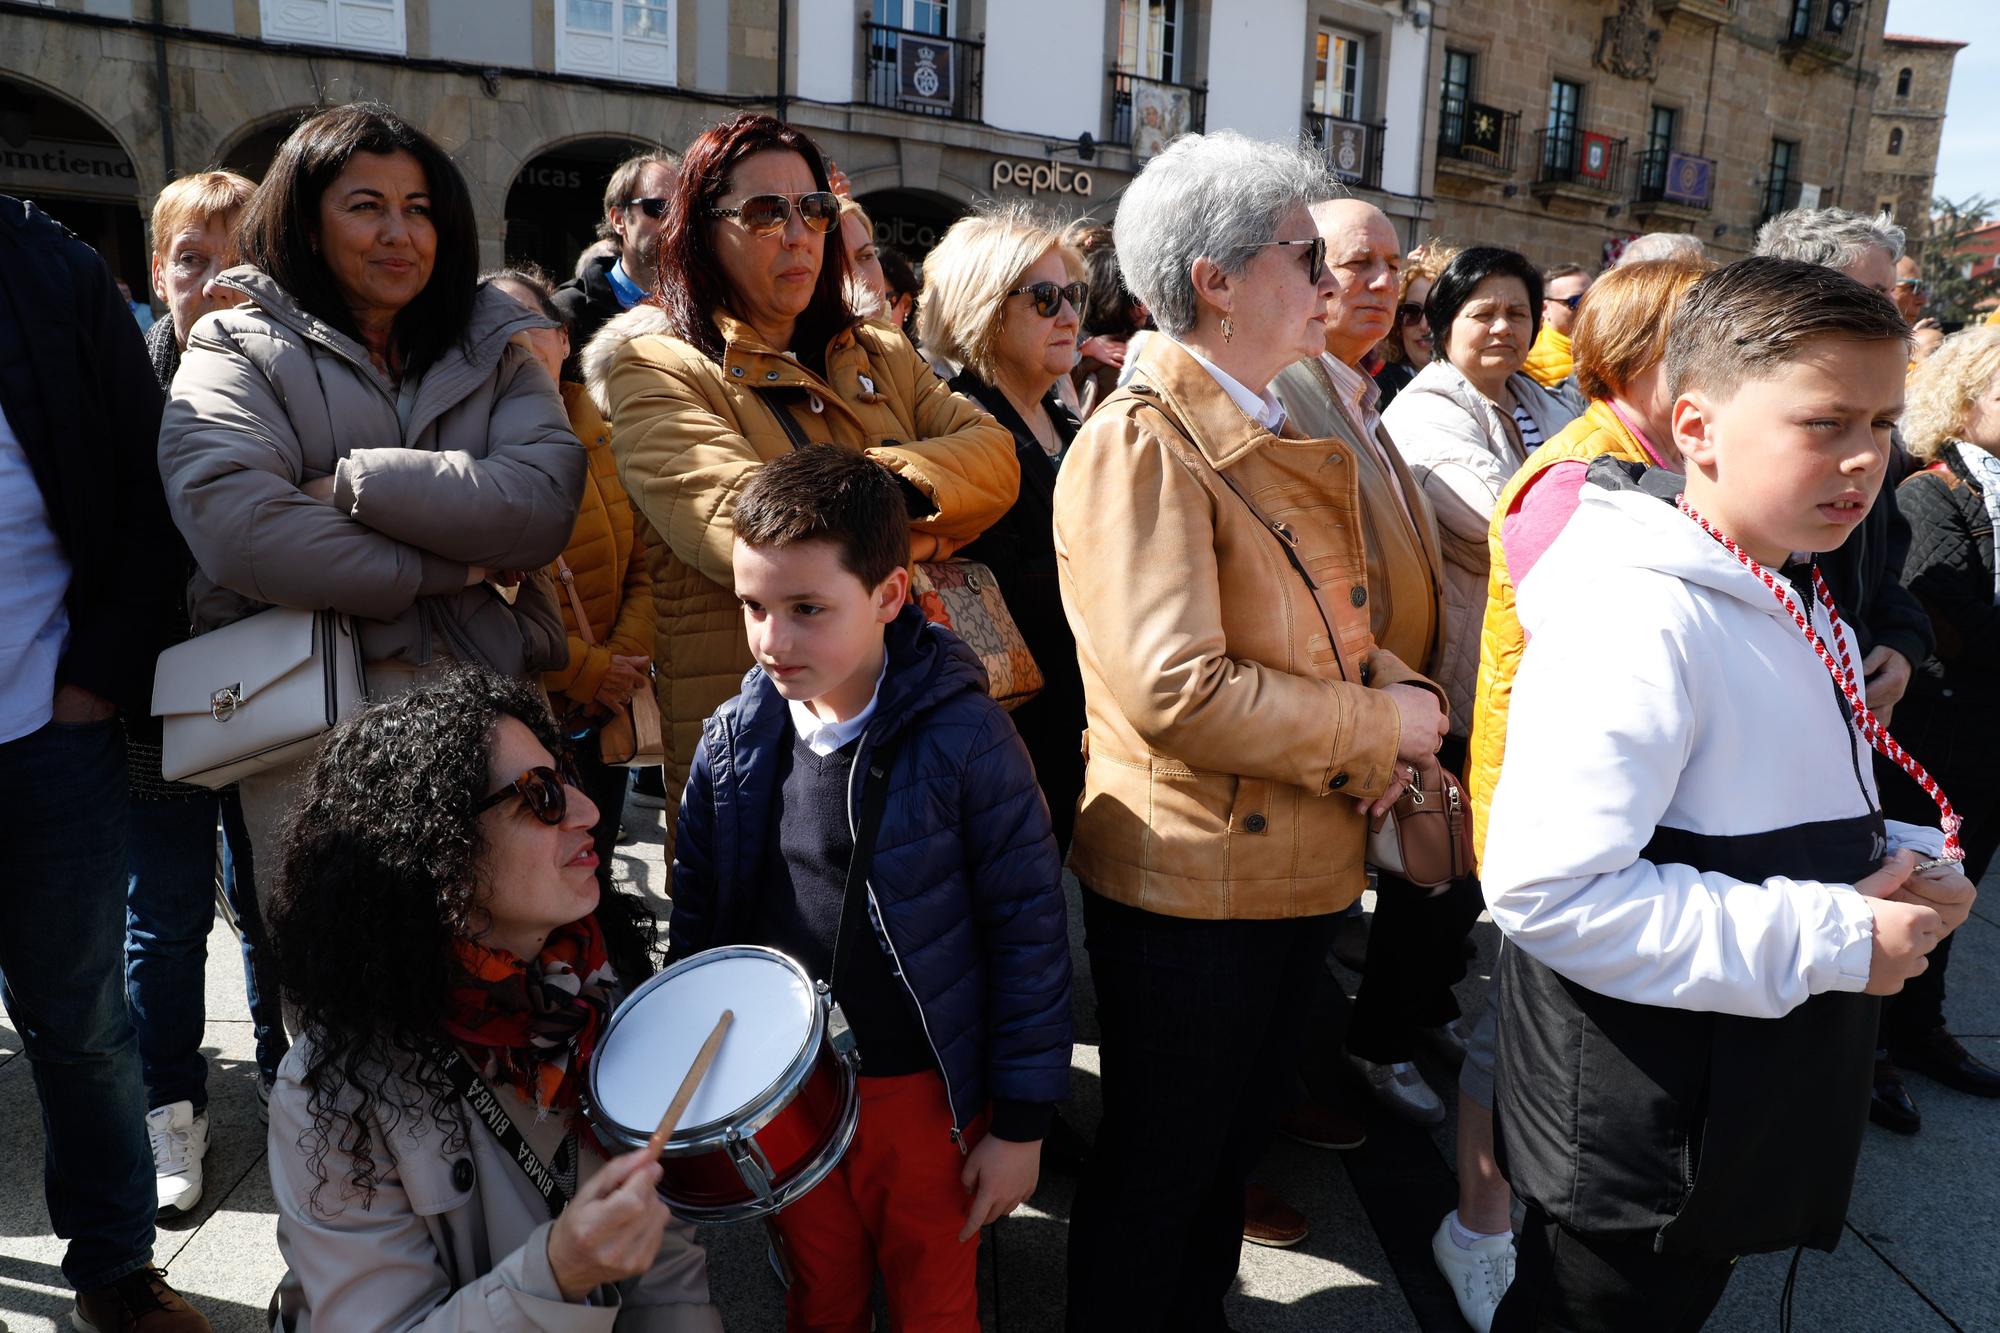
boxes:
[584,304,1017,827]
[159,268,586,679]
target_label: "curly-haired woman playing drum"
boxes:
[264,667,720,1331]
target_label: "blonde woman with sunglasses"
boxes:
[584,113,1016,847]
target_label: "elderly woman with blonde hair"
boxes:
[1866,326,2000,1112]
[916,208,1088,852]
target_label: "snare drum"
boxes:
[587,945,859,1223]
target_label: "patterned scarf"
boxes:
[442,915,616,1115]
[1952,441,2000,605]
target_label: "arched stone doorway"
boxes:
[856,187,965,261]
[218,111,316,183]
[504,136,656,280]
[0,76,148,302]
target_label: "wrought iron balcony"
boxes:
[1437,99,1519,176]
[1109,69,1206,152]
[863,22,983,122]
[1530,127,1627,198]
[1305,110,1386,191]
[1760,175,1809,225]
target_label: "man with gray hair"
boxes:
[553,148,678,378]
[1753,205,1972,1135]
[1615,231,1706,266]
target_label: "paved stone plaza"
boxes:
[0,798,1994,1332]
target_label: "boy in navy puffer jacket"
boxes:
[671,443,1072,1329]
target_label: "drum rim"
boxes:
[586,944,825,1148]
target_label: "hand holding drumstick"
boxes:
[548,1010,733,1302]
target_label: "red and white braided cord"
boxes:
[1675,494,1964,863]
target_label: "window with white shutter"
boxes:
[556,0,677,85]
[261,0,407,55]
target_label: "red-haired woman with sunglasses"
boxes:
[264,666,721,1330]
[581,113,1017,847]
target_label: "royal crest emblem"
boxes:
[1595,0,1662,82]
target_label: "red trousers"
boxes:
[771,1070,986,1333]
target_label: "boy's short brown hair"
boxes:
[1573,255,1715,401]
[1666,256,1909,400]
[733,444,910,590]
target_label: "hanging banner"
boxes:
[1578,131,1615,181]
[1132,80,1193,159]
[896,38,955,109]
[1321,118,1372,184]
[1462,103,1506,157]
[1662,151,1713,208]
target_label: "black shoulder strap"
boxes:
[437,1044,573,1220]
[758,386,816,452]
[1130,393,1350,684]
[830,744,896,997]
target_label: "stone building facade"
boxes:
[1860,33,1964,251]
[1422,0,1897,270]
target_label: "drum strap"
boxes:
[437,1043,576,1220]
[830,748,896,997]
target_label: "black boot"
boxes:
[1891,1025,2000,1098]
[1869,1056,1921,1134]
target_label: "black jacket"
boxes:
[0,195,180,715]
[948,369,1086,856]
[1877,447,2000,872]
[1818,441,1933,669]
[552,251,630,382]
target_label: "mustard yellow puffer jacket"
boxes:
[543,381,655,717]
[1521,325,1573,390]
[1467,398,1651,862]
[587,305,1018,830]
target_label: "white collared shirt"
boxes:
[1173,338,1288,433]
[787,659,888,757]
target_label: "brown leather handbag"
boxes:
[554,556,664,769]
[1366,763,1474,894]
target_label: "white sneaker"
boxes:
[1431,1214,1515,1333]
[147,1101,209,1214]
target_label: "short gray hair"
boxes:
[1112,131,1334,338]
[1754,206,1905,268]
[1617,232,1707,266]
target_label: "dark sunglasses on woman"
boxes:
[1008,280,1089,319]
[707,191,841,237]
[1254,235,1328,287]
[474,761,585,825]
[622,196,671,219]
[1396,301,1426,326]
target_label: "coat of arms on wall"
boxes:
[1596,0,1662,81]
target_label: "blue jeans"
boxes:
[126,789,285,1107]
[0,717,155,1290]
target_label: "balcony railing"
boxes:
[1305,110,1386,191]
[1437,99,1519,174]
[1634,148,1716,210]
[1531,127,1627,196]
[863,23,983,122]
[1760,175,1808,224]
[1781,0,1862,64]
[1109,69,1206,151]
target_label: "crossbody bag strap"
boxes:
[830,741,897,999]
[437,1043,574,1220]
[1132,396,1350,684]
[757,386,817,453]
[553,555,598,648]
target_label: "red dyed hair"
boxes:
[655,112,854,368]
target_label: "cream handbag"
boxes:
[152,607,366,788]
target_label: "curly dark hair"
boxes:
[269,666,659,1211]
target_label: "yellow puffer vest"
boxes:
[1467,399,1651,863]
[1521,325,1573,390]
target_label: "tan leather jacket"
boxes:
[1053,338,1445,920]
[588,305,1017,817]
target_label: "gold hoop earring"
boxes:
[1221,315,1235,343]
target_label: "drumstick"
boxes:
[644,1009,733,1158]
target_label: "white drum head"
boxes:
[593,950,816,1135]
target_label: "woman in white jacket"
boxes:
[1381,246,1581,731]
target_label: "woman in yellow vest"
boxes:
[1466,255,1716,858]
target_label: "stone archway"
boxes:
[0,74,151,299]
[501,134,656,280]
[215,109,318,182]
[855,187,965,260]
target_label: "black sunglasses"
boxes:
[622,196,671,219]
[707,191,840,237]
[1395,301,1427,326]
[1552,292,1585,311]
[1256,235,1328,287]
[474,762,582,825]
[1008,280,1089,319]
